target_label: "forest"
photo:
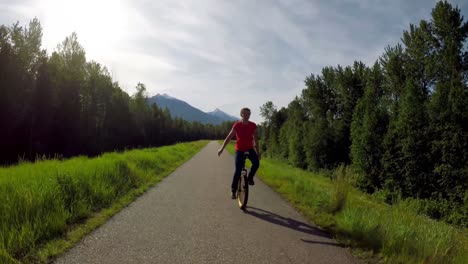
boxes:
[259,1,468,227]
[0,20,232,165]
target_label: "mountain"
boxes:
[147,94,238,125]
[206,108,238,121]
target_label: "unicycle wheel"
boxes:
[237,171,249,209]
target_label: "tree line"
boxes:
[260,1,468,227]
[0,19,232,165]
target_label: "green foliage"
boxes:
[427,2,468,205]
[380,44,405,110]
[382,78,431,198]
[0,19,227,164]
[277,98,307,168]
[303,118,333,169]
[299,63,367,170]
[226,147,468,263]
[264,107,288,157]
[259,1,468,228]
[259,101,276,126]
[350,63,387,192]
[328,178,349,215]
[0,248,20,264]
[0,141,207,263]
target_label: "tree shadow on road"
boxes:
[243,206,344,247]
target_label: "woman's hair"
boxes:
[240,107,251,115]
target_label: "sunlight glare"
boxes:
[40,0,128,55]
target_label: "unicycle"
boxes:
[237,152,249,210]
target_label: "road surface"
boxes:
[54,141,357,264]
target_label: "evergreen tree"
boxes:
[332,62,366,165]
[51,32,86,155]
[267,107,287,157]
[380,44,406,113]
[259,101,277,155]
[302,73,335,169]
[351,63,387,192]
[428,1,468,201]
[286,98,307,168]
[30,57,55,155]
[383,78,431,198]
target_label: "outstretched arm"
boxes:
[218,128,236,156]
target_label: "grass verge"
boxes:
[0,141,208,264]
[224,143,468,264]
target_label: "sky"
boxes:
[1,0,467,123]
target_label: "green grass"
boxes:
[0,141,208,264]
[224,143,468,263]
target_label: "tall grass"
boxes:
[225,144,468,263]
[0,141,208,263]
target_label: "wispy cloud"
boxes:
[0,0,466,122]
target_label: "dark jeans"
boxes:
[231,149,259,192]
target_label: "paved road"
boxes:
[54,141,357,264]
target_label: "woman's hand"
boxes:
[217,148,224,156]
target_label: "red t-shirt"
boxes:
[232,121,257,151]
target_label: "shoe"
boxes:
[248,178,255,186]
[231,191,237,199]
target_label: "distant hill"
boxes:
[206,108,238,121]
[147,94,238,125]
